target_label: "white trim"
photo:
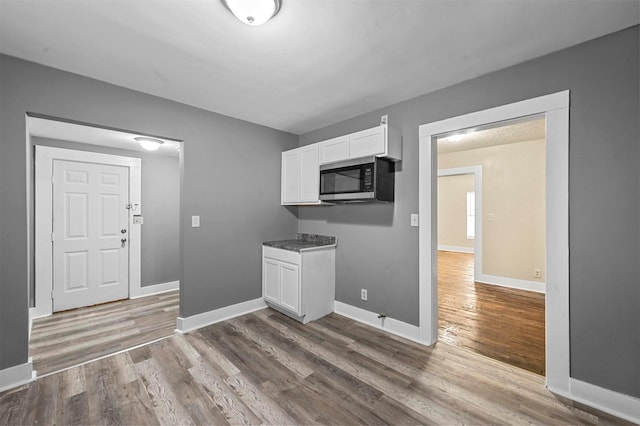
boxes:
[176,298,267,333]
[437,245,474,254]
[475,273,545,294]
[543,104,570,395]
[419,91,570,395]
[26,127,33,318]
[0,358,35,393]
[334,301,421,344]
[566,379,640,424]
[34,146,142,317]
[418,91,569,139]
[130,281,180,299]
[438,166,482,275]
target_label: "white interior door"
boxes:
[52,160,130,311]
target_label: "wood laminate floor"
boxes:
[438,250,546,375]
[2,308,628,425]
[30,290,179,376]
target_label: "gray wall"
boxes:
[0,55,299,371]
[298,26,639,397]
[31,137,180,290]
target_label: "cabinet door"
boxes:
[281,150,300,204]
[280,263,300,314]
[349,126,386,159]
[299,145,319,202]
[319,135,349,164]
[263,258,280,304]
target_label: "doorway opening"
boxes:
[418,91,570,395]
[436,117,546,375]
[27,114,183,376]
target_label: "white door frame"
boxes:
[34,146,142,318]
[437,166,483,275]
[418,91,570,395]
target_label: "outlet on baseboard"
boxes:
[534,269,542,278]
[361,288,368,301]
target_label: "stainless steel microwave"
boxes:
[319,157,395,203]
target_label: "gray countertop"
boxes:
[263,233,337,253]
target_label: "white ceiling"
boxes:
[1,1,638,135]
[437,116,545,154]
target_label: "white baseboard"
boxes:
[333,301,422,345]
[30,304,51,320]
[0,358,36,393]
[567,378,640,424]
[476,273,545,294]
[176,298,267,333]
[438,245,474,254]
[131,280,179,299]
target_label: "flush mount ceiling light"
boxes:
[135,137,164,151]
[221,0,281,26]
[446,129,476,142]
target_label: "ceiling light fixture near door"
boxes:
[221,0,281,26]
[135,137,164,151]
[446,129,477,142]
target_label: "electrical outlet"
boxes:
[534,269,541,278]
[361,289,368,301]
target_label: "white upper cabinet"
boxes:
[318,135,349,164]
[349,126,386,159]
[318,124,401,165]
[298,145,320,202]
[282,120,401,205]
[281,144,321,205]
[281,149,300,204]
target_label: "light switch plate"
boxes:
[133,215,144,225]
[410,214,419,227]
[191,215,200,228]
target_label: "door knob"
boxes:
[121,229,127,234]
[121,237,127,247]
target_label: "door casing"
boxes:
[418,91,570,395]
[437,166,483,276]
[34,146,142,318]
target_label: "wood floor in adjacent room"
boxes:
[2,308,628,425]
[438,250,546,375]
[29,290,179,376]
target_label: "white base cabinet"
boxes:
[262,245,335,323]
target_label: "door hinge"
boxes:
[51,232,54,242]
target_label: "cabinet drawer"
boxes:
[263,246,301,265]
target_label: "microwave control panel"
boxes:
[363,166,373,191]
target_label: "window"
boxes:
[466,191,475,239]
